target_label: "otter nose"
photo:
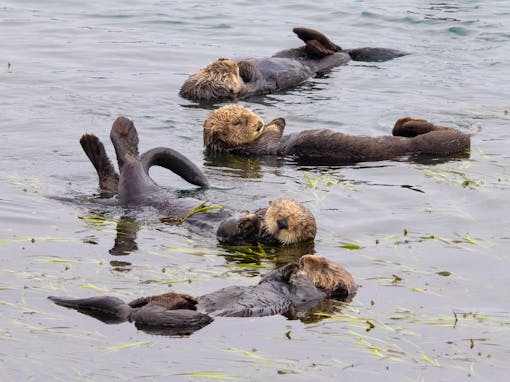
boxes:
[277,217,288,230]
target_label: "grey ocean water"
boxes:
[1,1,509,380]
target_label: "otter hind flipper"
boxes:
[129,292,199,311]
[79,134,119,195]
[393,118,439,137]
[304,40,337,59]
[292,27,342,52]
[346,47,408,62]
[110,116,140,171]
[48,295,132,324]
[132,307,213,335]
[141,147,210,188]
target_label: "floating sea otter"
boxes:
[203,105,471,163]
[49,254,356,336]
[179,27,407,101]
[80,116,316,245]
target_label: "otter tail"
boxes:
[411,129,471,155]
[393,117,471,155]
[345,47,408,62]
[48,295,132,324]
[392,118,442,138]
[141,147,210,188]
[80,134,119,195]
[110,116,140,171]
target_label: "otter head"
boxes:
[180,59,244,101]
[299,254,356,298]
[261,199,316,245]
[204,105,265,151]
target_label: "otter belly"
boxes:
[243,58,313,94]
[197,284,293,317]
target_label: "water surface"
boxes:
[1,0,509,380]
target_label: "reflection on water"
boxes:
[109,217,140,257]
[204,150,285,178]
[2,0,510,380]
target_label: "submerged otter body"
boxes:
[180,27,407,101]
[204,106,471,163]
[80,116,316,245]
[49,255,356,334]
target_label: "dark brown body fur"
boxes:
[204,107,471,164]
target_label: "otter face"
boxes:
[299,254,356,298]
[262,199,316,245]
[180,59,244,101]
[204,105,265,151]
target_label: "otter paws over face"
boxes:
[300,254,357,298]
[203,106,471,162]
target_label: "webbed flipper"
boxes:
[293,27,342,53]
[80,134,119,196]
[393,117,445,137]
[110,117,140,172]
[132,306,213,335]
[128,292,198,311]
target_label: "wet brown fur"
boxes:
[300,254,357,298]
[204,107,471,161]
[203,105,265,151]
[260,199,316,245]
[179,59,244,101]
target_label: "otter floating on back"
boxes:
[49,254,356,336]
[203,105,471,163]
[179,27,407,101]
[80,116,316,246]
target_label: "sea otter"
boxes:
[179,27,407,101]
[203,105,471,163]
[80,133,210,196]
[49,254,356,335]
[80,116,316,245]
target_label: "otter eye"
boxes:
[299,257,305,267]
[232,119,241,126]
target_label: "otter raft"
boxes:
[2,2,509,382]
